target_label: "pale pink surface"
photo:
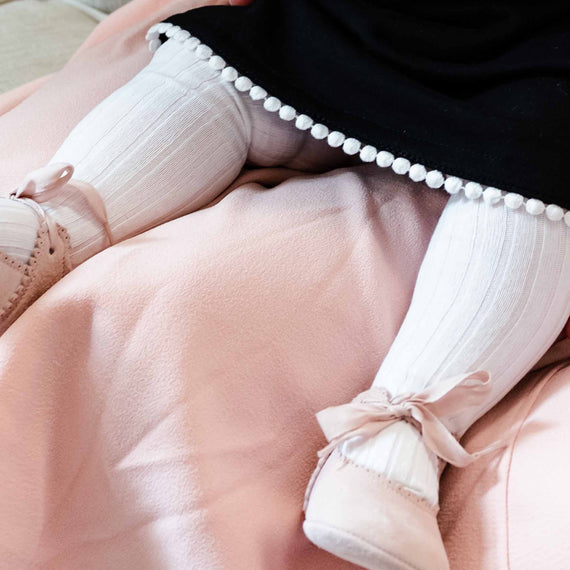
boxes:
[440,357,570,570]
[0,75,52,115]
[0,166,446,568]
[1,1,570,568]
[507,366,570,569]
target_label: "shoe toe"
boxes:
[303,449,449,570]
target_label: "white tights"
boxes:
[0,38,345,267]
[2,38,570,510]
[342,193,570,505]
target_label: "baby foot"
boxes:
[0,163,112,336]
[340,420,441,505]
[0,197,39,312]
[303,447,447,570]
[302,370,506,570]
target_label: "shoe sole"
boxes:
[303,520,421,570]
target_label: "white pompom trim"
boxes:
[249,86,267,100]
[327,131,345,148]
[279,105,296,121]
[295,115,313,130]
[148,23,570,226]
[311,123,329,140]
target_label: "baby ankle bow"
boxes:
[9,162,114,252]
[303,370,513,511]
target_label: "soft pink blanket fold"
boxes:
[1,1,570,568]
[0,166,446,568]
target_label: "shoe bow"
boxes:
[304,370,513,511]
[9,162,114,253]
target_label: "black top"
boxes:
[165,1,570,209]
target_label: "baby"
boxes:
[1,2,569,569]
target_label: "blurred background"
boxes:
[0,0,131,93]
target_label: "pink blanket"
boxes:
[1,1,570,568]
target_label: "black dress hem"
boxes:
[146,22,570,225]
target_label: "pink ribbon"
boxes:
[303,370,513,511]
[9,163,114,252]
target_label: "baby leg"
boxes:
[40,38,251,266]
[0,38,251,269]
[2,36,344,268]
[304,189,570,569]
[0,37,344,332]
[342,191,570,505]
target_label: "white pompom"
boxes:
[174,30,191,42]
[504,193,524,209]
[184,37,200,50]
[156,23,171,34]
[425,170,444,188]
[360,145,377,162]
[264,97,281,112]
[545,204,564,222]
[342,138,361,155]
[464,182,483,200]
[311,124,329,139]
[525,198,545,216]
[165,25,181,38]
[221,66,238,82]
[409,164,427,182]
[295,115,313,130]
[376,151,394,168]
[196,44,213,59]
[483,187,502,205]
[235,76,253,92]
[392,157,411,175]
[564,212,570,227]
[208,55,226,70]
[279,105,296,121]
[327,131,345,148]
[249,86,267,100]
[444,176,462,194]
[147,23,161,35]
[148,38,161,53]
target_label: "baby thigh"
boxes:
[242,96,351,173]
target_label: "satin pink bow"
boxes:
[303,370,513,511]
[9,163,113,252]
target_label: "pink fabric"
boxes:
[75,0,227,52]
[0,75,52,116]
[0,166,446,568]
[440,359,570,569]
[0,2,569,568]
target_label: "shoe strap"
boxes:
[9,163,114,253]
[303,370,515,511]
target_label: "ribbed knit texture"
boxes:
[0,38,343,314]
[45,38,251,267]
[39,38,342,267]
[341,192,570,506]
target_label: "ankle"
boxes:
[0,197,39,263]
[40,185,110,267]
[339,420,441,506]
